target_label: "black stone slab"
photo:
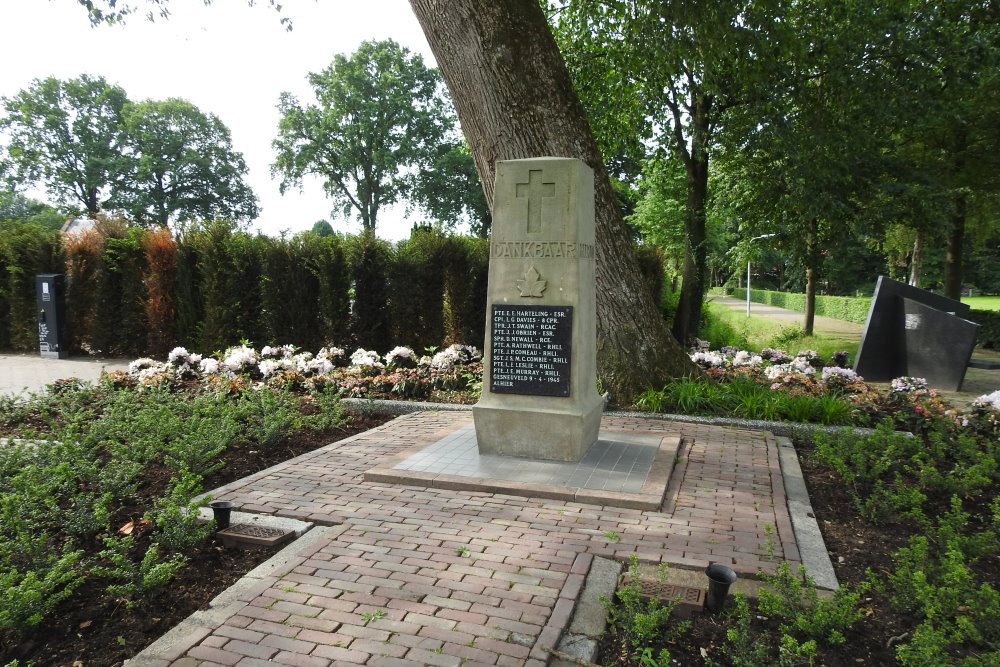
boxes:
[855,276,978,390]
[489,304,572,397]
[901,298,979,391]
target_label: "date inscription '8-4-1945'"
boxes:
[490,305,572,397]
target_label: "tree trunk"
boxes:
[671,127,709,346]
[409,0,697,403]
[907,228,923,287]
[943,194,966,300]
[804,219,818,336]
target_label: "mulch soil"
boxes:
[0,413,391,667]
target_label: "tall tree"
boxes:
[894,0,1000,300]
[409,0,697,401]
[1,74,128,215]
[114,98,259,226]
[272,39,450,232]
[407,140,491,236]
[552,0,790,344]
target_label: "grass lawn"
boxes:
[702,300,860,361]
[963,295,1000,311]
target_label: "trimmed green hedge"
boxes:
[730,288,872,324]
[970,309,1000,349]
[0,221,490,357]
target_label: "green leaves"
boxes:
[272,39,454,232]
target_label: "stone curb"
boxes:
[124,524,347,665]
[552,556,622,666]
[775,435,839,590]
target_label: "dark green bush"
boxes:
[443,235,488,347]
[173,234,204,350]
[313,234,351,345]
[390,228,447,351]
[93,225,147,357]
[349,231,393,353]
[193,220,265,352]
[261,234,324,351]
[0,221,63,352]
[970,309,1000,349]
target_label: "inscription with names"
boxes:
[490,305,572,397]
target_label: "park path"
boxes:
[708,294,864,340]
[145,411,798,666]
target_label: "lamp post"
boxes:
[746,233,776,317]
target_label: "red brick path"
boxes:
[157,412,798,666]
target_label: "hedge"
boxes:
[0,220,491,358]
[730,288,872,324]
[970,309,1000,349]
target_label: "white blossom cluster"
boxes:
[167,347,203,376]
[972,390,1000,411]
[890,376,928,394]
[385,346,416,367]
[350,348,384,369]
[764,358,817,380]
[732,351,764,368]
[127,357,172,383]
[222,345,259,374]
[690,350,727,368]
[821,366,861,383]
[261,344,296,359]
[426,344,482,371]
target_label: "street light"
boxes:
[747,233,776,317]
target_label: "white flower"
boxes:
[350,348,383,368]
[690,350,726,368]
[732,351,763,368]
[430,347,463,371]
[167,347,190,364]
[796,349,819,361]
[262,344,296,359]
[972,390,1000,411]
[890,376,928,394]
[821,366,861,383]
[764,360,816,380]
[223,345,259,373]
[259,359,290,378]
[385,346,416,366]
[199,358,221,375]
[128,357,158,374]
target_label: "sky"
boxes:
[0,0,437,241]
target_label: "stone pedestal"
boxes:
[473,157,602,462]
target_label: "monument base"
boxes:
[473,394,603,462]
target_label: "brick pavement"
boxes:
[155,411,799,666]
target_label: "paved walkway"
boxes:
[708,295,864,340]
[143,411,798,667]
[0,353,129,396]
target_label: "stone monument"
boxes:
[473,157,603,462]
[854,276,979,390]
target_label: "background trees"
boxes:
[1,76,258,226]
[115,98,259,226]
[272,39,454,233]
[1,75,128,215]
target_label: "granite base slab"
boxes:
[365,423,680,510]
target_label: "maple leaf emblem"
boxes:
[517,265,547,297]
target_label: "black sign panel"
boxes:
[490,305,572,397]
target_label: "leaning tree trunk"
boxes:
[409,0,697,403]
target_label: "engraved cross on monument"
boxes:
[473,157,603,462]
[516,169,556,233]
